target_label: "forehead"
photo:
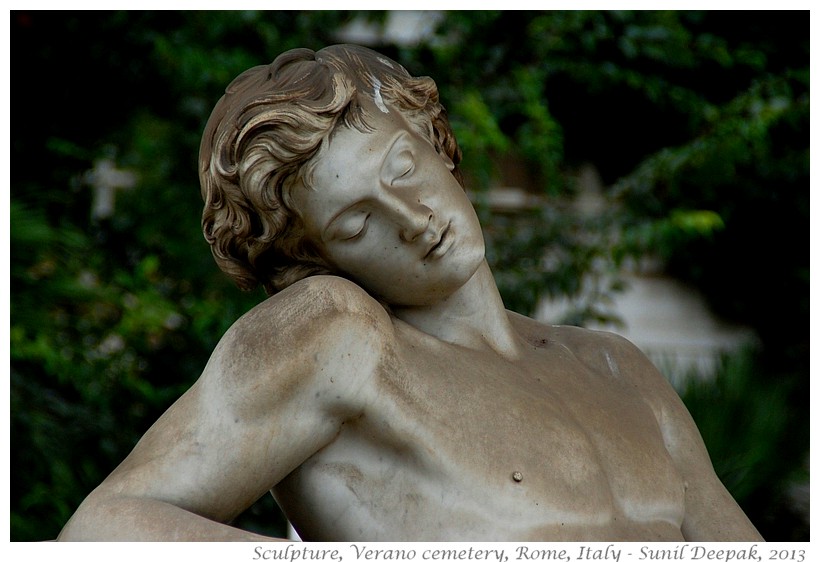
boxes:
[292,101,417,226]
[310,97,427,183]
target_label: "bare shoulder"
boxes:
[215,276,392,368]
[508,310,677,399]
[225,275,392,346]
[205,275,394,415]
[509,310,692,444]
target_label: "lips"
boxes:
[424,222,453,260]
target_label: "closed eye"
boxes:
[334,211,370,241]
[381,131,417,187]
[390,148,415,185]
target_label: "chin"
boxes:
[394,265,485,307]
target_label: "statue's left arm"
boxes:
[656,387,763,541]
[618,338,764,541]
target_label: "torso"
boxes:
[274,308,686,541]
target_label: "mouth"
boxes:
[424,222,453,260]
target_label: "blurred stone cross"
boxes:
[83,158,138,220]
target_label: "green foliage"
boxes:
[450,89,511,191]
[683,352,790,501]
[485,203,624,326]
[11,11,807,541]
[512,67,564,193]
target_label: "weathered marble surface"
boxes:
[58,44,761,542]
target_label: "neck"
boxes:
[392,261,523,359]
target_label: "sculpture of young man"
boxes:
[58,44,762,542]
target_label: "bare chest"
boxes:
[277,335,685,540]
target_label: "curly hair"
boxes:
[199,44,464,296]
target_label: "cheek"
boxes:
[329,242,400,281]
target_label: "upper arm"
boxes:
[605,335,763,541]
[90,275,393,524]
[654,386,763,541]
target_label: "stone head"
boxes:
[199,44,465,296]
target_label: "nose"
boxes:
[398,203,433,242]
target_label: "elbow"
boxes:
[57,489,142,541]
